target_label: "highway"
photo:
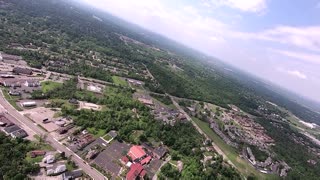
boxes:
[0,90,106,180]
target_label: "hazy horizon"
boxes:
[79,0,320,103]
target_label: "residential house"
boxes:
[77,134,95,150]
[121,156,130,165]
[128,145,151,165]
[62,170,83,180]
[46,164,67,176]
[153,146,168,159]
[30,150,46,158]
[126,163,147,180]
[3,124,21,134]
[85,149,99,159]
[11,129,28,138]
[128,145,147,162]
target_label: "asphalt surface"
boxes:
[0,90,106,180]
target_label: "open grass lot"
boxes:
[192,118,278,180]
[41,81,63,93]
[26,154,43,164]
[32,135,55,151]
[102,134,113,141]
[112,76,128,86]
[87,127,106,138]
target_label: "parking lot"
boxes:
[21,107,61,132]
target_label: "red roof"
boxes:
[31,150,46,155]
[128,146,146,161]
[126,163,145,180]
[140,170,147,177]
[121,156,129,164]
[30,150,46,158]
[140,156,152,165]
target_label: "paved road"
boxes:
[0,90,106,180]
[170,96,235,167]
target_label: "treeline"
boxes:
[0,133,40,179]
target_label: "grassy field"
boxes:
[192,118,278,180]
[102,134,113,141]
[112,76,128,86]
[26,154,43,163]
[41,81,63,93]
[87,127,106,138]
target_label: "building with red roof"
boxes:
[140,156,152,165]
[126,163,146,180]
[121,156,130,165]
[128,145,147,161]
[30,150,46,158]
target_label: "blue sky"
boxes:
[80,0,320,103]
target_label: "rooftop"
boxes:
[128,145,146,161]
[126,163,146,180]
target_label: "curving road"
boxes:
[0,90,106,180]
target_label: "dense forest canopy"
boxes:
[0,133,39,179]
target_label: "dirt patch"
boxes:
[78,101,102,111]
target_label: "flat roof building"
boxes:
[13,67,32,75]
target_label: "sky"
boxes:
[80,0,320,103]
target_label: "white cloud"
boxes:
[271,49,320,64]
[276,67,308,80]
[286,70,308,79]
[234,26,320,52]
[208,0,267,13]
[81,0,229,53]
